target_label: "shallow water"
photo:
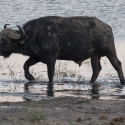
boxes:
[0,0,125,102]
[0,80,125,102]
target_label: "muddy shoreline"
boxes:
[0,96,124,125]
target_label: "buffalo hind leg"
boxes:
[24,57,39,80]
[106,54,125,85]
[90,54,102,83]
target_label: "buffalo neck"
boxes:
[14,41,34,56]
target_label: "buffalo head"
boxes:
[0,24,26,41]
[0,25,26,57]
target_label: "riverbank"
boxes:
[0,96,124,125]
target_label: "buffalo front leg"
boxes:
[90,54,102,83]
[23,57,39,80]
[46,56,56,84]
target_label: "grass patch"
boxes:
[23,103,45,123]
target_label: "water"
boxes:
[0,0,125,102]
[0,0,125,43]
[1,80,125,102]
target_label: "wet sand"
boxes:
[0,96,125,125]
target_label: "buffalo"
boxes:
[0,16,124,85]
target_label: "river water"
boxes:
[0,0,125,102]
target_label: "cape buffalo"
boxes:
[0,16,124,85]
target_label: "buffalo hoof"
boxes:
[25,74,35,81]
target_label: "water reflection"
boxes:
[90,84,100,99]
[111,84,125,99]
[0,79,125,102]
[47,83,54,97]
[24,82,34,93]
[24,82,54,101]
[22,81,125,101]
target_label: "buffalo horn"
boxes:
[16,25,26,39]
[4,24,10,29]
